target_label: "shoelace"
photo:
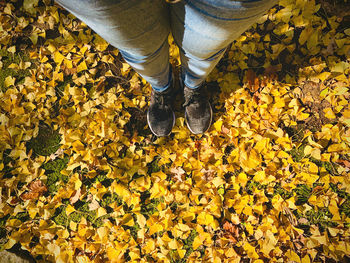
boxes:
[183,88,202,108]
[153,91,172,107]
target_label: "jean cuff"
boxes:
[182,69,204,89]
[152,65,173,92]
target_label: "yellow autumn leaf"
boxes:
[178,249,186,259]
[243,242,259,259]
[197,212,214,226]
[301,255,311,263]
[54,51,65,65]
[317,72,331,82]
[260,230,278,256]
[327,143,346,152]
[106,246,122,262]
[192,236,203,250]
[96,207,107,218]
[66,205,75,216]
[148,223,164,236]
[136,213,147,228]
[77,60,88,73]
[299,27,312,45]
[323,107,336,119]
[4,76,15,87]
[213,119,223,132]
[7,46,16,54]
[286,250,300,263]
[328,199,341,221]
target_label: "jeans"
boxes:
[55,0,278,92]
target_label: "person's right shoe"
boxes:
[183,85,213,134]
[147,86,176,137]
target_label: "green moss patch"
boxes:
[289,144,306,162]
[27,123,61,156]
[295,184,312,206]
[42,157,69,194]
[0,48,32,92]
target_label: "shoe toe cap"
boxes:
[147,109,175,137]
[185,105,212,134]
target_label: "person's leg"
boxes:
[55,0,171,92]
[170,0,278,134]
[56,0,176,136]
[170,0,279,89]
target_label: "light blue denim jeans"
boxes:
[55,0,278,92]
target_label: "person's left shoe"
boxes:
[183,85,213,134]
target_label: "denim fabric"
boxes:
[55,0,278,91]
[171,0,278,88]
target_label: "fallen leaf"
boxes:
[70,188,81,204]
[20,180,47,200]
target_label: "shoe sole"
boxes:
[147,110,175,137]
[184,102,213,135]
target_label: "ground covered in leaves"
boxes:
[0,0,350,262]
